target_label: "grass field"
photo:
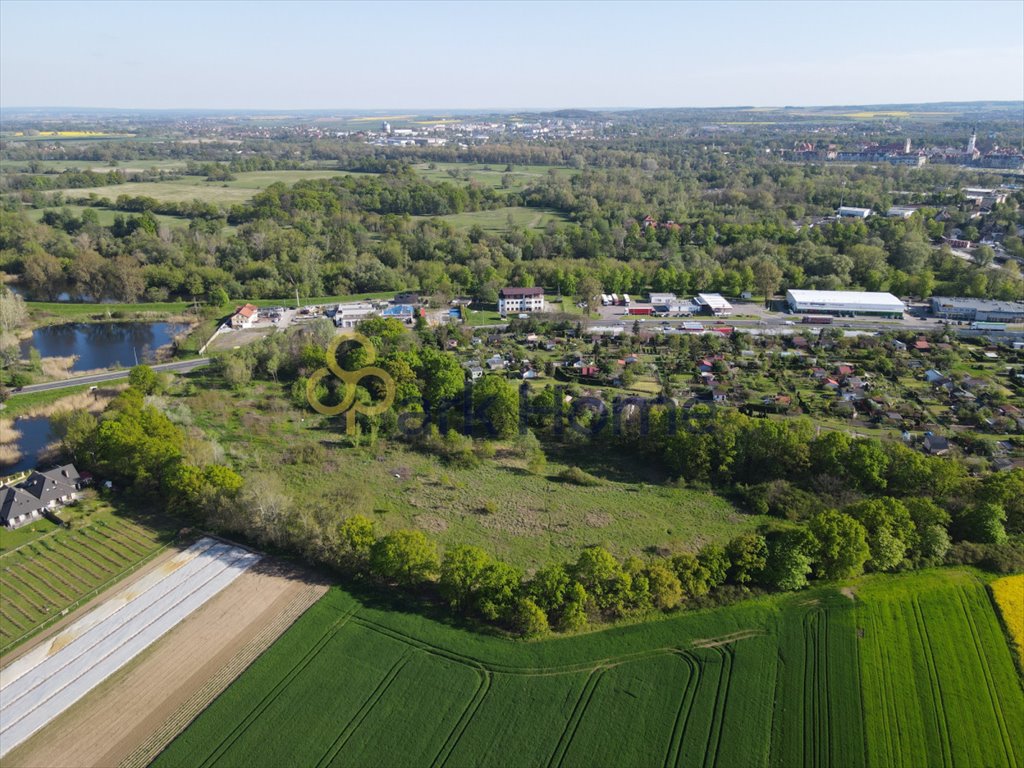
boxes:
[0,159,189,174]
[155,568,1024,768]
[22,204,187,229]
[416,206,565,233]
[411,162,574,193]
[48,169,364,206]
[186,379,764,570]
[0,501,174,654]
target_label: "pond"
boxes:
[1,416,54,474]
[19,322,188,372]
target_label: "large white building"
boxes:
[930,296,1024,323]
[498,287,546,315]
[837,206,872,219]
[786,289,904,317]
[648,292,678,305]
[332,302,378,328]
[695,293,733,317]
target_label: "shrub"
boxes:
[557,466,602,486]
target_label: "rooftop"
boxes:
[786,290,904,310]
[931,296,1024,313]
[695,293,733,310]
[499,287,544,298]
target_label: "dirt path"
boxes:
[3,558,329,768]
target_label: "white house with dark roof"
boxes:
[1,465,82,529]
[498,287,545,315]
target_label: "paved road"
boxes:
[11,358,211,395]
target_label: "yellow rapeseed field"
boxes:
[991,574,1024,666]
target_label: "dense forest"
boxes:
[1,122,1022,304]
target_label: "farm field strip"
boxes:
[0,538,259,757]
[156,571,1024,768]
[0,517,167,652]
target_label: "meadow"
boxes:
[0,500,174,654]
[416,205,566,233]
[186,379,766,571]
[48,169,364,206]
[155,568,1024,768]
[411,162,574,193]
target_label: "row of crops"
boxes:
[0,517,168,653]
[156,568,1024,768]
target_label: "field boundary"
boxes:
[119,580,327,768]
[0,534,173,657]
[193,604,357,768]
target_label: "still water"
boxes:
[19,322,187,372]
[1,417,53,474]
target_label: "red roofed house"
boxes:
[231,303,259,329]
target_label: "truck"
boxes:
[801,315,833,325]
[628,307,653,316]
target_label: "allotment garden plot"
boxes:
[156,569,1024,768]
[0,515,170,654]
[0,538,259,757]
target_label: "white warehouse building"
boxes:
[786,289,905,318]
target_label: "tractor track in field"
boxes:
[546,665,606,768]
[430,667,493,768]
[352,615,713,676]
[313,653,412,768]
[663,651,701,768]
[702,646,734,768]
[119,580,327,768]
[803,608,829,768]
[954,588,1017,768]
[431,666,492,768]
[196,606,357,768]
[911,598,953,768]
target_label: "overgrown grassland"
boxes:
[416,206,565,233]
[186,381,764,570]
[155,569,1024,768]
[48,169,365,205]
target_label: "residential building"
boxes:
[1,465,82,529]
[230,303,259,329]
[498,287,546,315]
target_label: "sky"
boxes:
[1,0,1022,110]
